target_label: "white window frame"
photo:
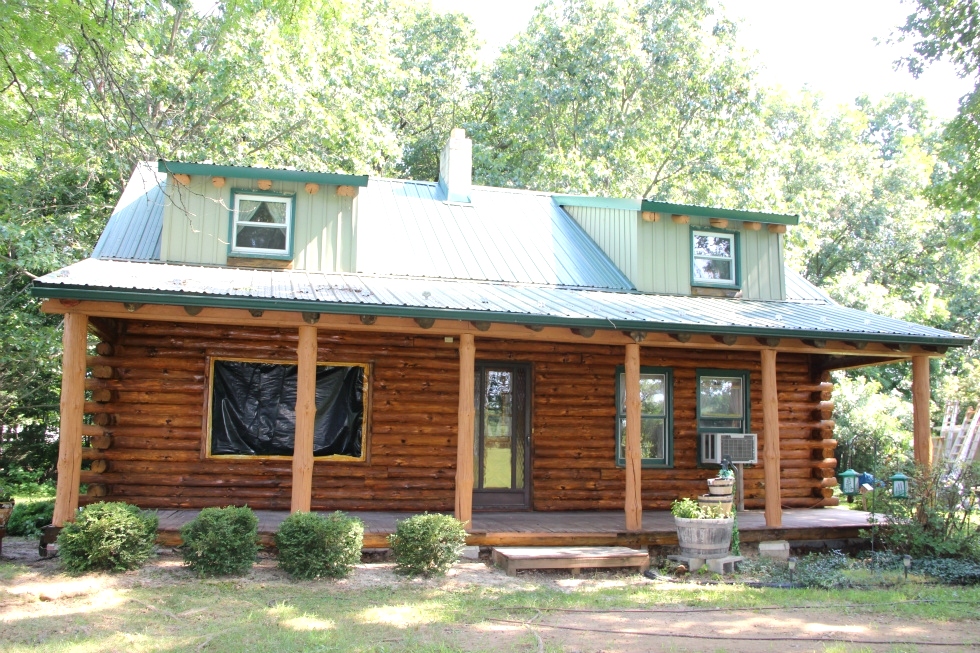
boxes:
[692,230,737,286]
[231,192,293,257]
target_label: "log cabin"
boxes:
[33,129,972,548]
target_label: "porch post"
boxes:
[290,325,317,513]
[53,313,88,527]
[912,355,932,467]
[455,333,476,525]
[761,349,782,528]
[624,343,642,531]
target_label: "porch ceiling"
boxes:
[34,258,971,349]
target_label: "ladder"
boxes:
[942,402,980,463]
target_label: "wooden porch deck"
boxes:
[155,508,873,549]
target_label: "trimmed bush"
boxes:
[275,511,364,579]
[57,502,158,573]
[388,513,466,577]
[7,499,55,538]
[180,506,259,577]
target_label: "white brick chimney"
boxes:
[438,128,472,203]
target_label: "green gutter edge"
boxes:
[553,195,643,211]
[641,201,799,226]
[158,160,370,187]
[32,284,972,348]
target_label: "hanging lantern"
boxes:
[839,469,860,497]
[889,472,910,499]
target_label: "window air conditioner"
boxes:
[701,432,758,465]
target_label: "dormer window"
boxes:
[692,230,738,286]
[231,191,293,258]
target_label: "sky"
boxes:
[429,0,972,120]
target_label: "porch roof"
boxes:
[34,258,971,347]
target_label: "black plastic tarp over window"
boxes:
[210,360,364,458]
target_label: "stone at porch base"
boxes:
[758,540,790,561]
[39,524,62,557]
[459,546,481,561]
[668,554,743,574]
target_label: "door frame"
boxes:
[472,360,532,511]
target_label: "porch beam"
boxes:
[455,333,476,525]
[41,300,945,359]
[624,343,642,531]
[53,313,88,527]
[912,355,932,467]
[761,349,782,528]
[290,325,317,512]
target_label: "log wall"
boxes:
[79,320,837,511]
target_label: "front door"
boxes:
[472,363,531,510]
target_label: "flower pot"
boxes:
[707,477,735,496]
[674,515,734,559]
[697,493,732,515]
[0,500,14,528]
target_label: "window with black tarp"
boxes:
[209,359,366,459]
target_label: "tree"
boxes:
[900,0,980,244]
[469,0,762,200]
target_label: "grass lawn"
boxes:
[2,541,980,653]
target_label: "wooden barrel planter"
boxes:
[697,494,732,515]
[674,516,734,559]
[706,478,735,496]
[0,500,13,528]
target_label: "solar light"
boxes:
[890,472,910,499]
[788,556,797,585]
[904,555,912,580]
[839,469,860,498]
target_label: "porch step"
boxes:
[491,546,650,577]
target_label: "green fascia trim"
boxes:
[641,200,799,226]
[31,284,972,348]
[553,195,642,211]
[158,160,369,187]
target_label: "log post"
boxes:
[53,313,88,527]
[912,355,932,467]
[455,334,476,525]
[761,348,782,528]
[290,325,317,513]
[624,343,642,531]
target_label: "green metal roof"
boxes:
[33,259,972,348]
[640,200,799,225]
[157,160,370,187]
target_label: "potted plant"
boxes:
[0,484,14,529]
[706,459,736,495]
[671,498,734,559]
[699,459,735,514]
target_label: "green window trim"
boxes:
[615,365,673,469]
[228,188,297,261]
[696,368,751,467]
[690,227,741,289]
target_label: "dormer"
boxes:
[158,161,368,271]
[557,196,799,301]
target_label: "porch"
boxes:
[154,507,874,549]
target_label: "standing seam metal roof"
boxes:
[34,259,971,346]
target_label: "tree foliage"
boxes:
[471,0,760,199]
[900,0,980,244]
[0,0,977,487]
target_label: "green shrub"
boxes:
[916,557,980,585]
[872,461,980,560]
[275,511,363,579]
[7,499,55,537]
[180,506,259,577]
[57,502,158,573]
[388,513,466,577]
